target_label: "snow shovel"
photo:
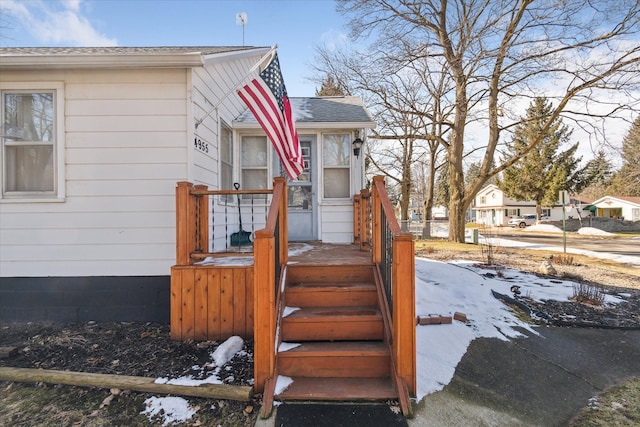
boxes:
[230,182,252,247]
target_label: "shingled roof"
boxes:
[235,96,376,128]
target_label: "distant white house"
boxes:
[589,196,640,221]
[473,184,590,226]
[0,46,374,322]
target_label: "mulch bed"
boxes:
[0,322,254,385]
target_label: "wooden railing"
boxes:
[252,177,288,394]
[174,182,273,265]
[370,176,416,397]
[353,188,372,251]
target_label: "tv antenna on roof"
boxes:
[236,12,248,46]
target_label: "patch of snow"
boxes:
[275,375,294,394]
[141,396,195,426]
[195,256,253,266]
[282,306,300,317]
[278,342,301,352]
[577,227,615,236]
[525,224,563,233]
[288,243,314,256]
[212,336,244,367]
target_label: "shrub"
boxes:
[572,282,605,306]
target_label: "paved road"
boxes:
[498,231,640,257]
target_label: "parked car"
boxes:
[508,214,537,228]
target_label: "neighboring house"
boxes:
[589,196,640,221]
[0,47,374,322]
[473,184,587,226]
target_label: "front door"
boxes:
[287,138,316,241]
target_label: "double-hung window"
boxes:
[220,121,233,194]
[241,135,268,192]
[322,133,350,198]
[1,84,64,200]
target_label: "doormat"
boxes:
[274,403,408,427]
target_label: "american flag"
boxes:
[238,53,304,180]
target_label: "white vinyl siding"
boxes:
[0,68,187,277]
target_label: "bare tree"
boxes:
[310,39,454,230]
[336,0,640,242]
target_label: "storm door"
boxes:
[286,138,317,241]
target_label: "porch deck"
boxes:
[288,242,372,265]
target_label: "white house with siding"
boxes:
[0,46,374,322]
[589,196,640,221]
[473,184,588,226]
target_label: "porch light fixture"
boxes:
[353,132,364,158]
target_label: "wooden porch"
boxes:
[170,177,416,417]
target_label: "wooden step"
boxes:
[286,282,378,307]
[281,306,383,341]
[287,264,374,284]
[276,376,397,401]
[278,341,390,378]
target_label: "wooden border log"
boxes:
[0,367,252,402]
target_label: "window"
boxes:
[506,209,518,216]
[542,208,551,218]
[241,135,268,191]
[322,133,350,198]
[2,89,61,198]
[480,196,487,204]
[220,121,233,194]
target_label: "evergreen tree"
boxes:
[315,75,345,96]
[609,116,640,196]
[434,160,450,209]
[499,97,583,218]
[579,150,614,198]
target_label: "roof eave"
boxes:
[0,53,205,70]
[234,121,376,130]
[202,47,271,65]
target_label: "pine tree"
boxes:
[499,97,583,218]
[315,75,346,96]
[609,116,640,196]
[434,161,450,208]
[579,150,614,198]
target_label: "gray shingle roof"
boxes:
[235,96,375,125]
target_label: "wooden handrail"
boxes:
[370,176,416,400]
[253,177,287,395]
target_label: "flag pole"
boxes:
[195,45,278,129]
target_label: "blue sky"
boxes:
[0,0,349,96]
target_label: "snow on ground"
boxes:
[577,227,615,236]
[145,336,245,424]
[413,257,626,400]
[141,396,196,426]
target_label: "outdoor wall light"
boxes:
[353,132,364,158]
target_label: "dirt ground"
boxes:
[0,323,258,426]
[1,245,639,426]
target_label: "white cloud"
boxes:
[1,0,117,46]
[320,29,348,51]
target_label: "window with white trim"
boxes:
[322,133,350,198]
[220,121,233,194]
[241,135,268,191]
[1,84,64,200]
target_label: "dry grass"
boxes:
[569,378,640,426]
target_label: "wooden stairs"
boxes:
[260,263,412,417]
